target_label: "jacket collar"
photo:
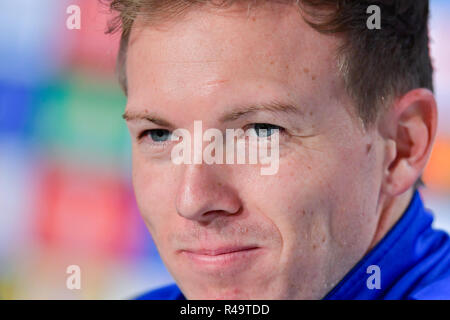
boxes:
[323,190,431,299]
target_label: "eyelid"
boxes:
[138,129,153,140]
[137,130,148,140]
[137,124,285,141]
[243,123,286,135]
[138,128,170,137]
[137,129,174,148]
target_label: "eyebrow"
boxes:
[122,100,303,127]
[122,111,175,128]
[218,100,303,123]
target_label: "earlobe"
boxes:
[381,89,437,196]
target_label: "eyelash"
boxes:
[243,123,286,137]
[137,124,286,145]
[137,130,174,149]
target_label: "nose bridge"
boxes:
[175,163,241,222]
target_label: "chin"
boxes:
[183,282,282,300]
[190,288,254,300]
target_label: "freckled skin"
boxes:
[125,3,405,299]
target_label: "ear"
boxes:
[380,89,438,196]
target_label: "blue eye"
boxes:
[249,123,283,137]
[140,129,171,142]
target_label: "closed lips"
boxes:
[182,246,259,256]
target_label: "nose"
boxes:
[175,164,241,223]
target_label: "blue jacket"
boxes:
[135,190,450,300]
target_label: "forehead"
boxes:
[125,2,344,113]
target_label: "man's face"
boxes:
[125,3,385,299]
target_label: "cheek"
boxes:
[242,153,333,257]
[306,136,383,266]
[328,141,382,247]
[249,134,381,257]
[131,150,178,236]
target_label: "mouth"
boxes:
[178,245,263,271]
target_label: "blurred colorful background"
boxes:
[0,0,449,299]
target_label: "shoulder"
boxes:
[409,276,450,300]
[133,283,185,300]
